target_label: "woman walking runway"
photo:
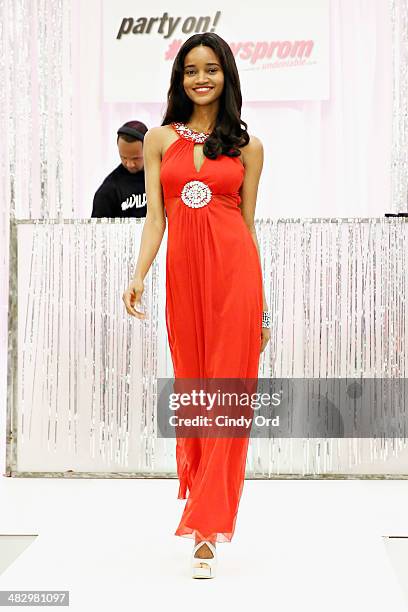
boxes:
[123,32,271,578]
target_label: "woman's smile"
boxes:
[193,86,213,94]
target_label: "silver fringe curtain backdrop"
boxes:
[6,218,408,477]
[0,0,73,222]
[391,0,408,213]
[0,0,406,223]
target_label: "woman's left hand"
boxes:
[260,327,271,353]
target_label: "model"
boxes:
[123,32,271,578]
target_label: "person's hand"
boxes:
[260,327,271,353]
[122,277,147,319]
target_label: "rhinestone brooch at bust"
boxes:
[181,180,212,208]
[173,122,210,144]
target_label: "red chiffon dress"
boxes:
[160,121,263,543]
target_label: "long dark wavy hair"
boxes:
[161,33,249,159]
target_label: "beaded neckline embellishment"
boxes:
[172,122,210,144]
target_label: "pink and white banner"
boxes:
[102,0,330,102]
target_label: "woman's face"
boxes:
[182,44,224,107]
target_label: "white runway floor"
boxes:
[0,477,407,611]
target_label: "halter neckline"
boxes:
[171,122,210,144]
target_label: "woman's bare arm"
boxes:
[239,135,269,311]
[123,127,166,318]
[132,127,166,282]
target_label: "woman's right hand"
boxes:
[122,277,147,319]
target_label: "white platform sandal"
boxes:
[191,540,217,579]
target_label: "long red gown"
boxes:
[160,121,263,543]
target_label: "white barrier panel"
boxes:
[6,218,408,477]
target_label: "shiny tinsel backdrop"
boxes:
[0,0,74,220]
[391,0,408,213]
[7,218,408,477]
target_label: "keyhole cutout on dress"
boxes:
[193,143,206,174]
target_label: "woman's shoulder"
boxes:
[240,133,263,165]
[143,125,172,144]
[144,125,176,156]
[242,133,263,149]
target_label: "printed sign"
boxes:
[103,0,330,102]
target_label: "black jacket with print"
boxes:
[91,164,146,218]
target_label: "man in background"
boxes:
[91,120,147,218]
